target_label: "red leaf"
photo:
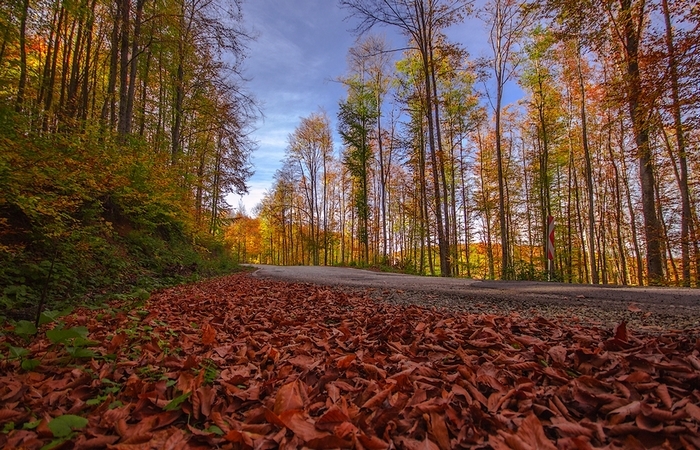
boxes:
[288,354,320,371]
[608,401,641,425]
[279,409,328,442]
[685,402,700,422]
[627,303,642,312]
[316,405,350,431]
[274,380,306,414]
[73,434,120,449]
[0,409,21,422]
[361,386,392,409]
[510,414,557,450]
[614,321,628,342]
[336,354,356,369]
[548,346,567,365]
[224,429,254,447]
[549,419,594,438]
[196,385,215,418]
[201,324,217,346]
[357,433,390,450]
[396,436,440,450]
[429,411,451,450]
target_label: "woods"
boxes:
[2,1,700,447]
[1,0,699,317]
[0,0,256,313]
[251,0,699,286]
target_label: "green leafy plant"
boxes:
[46,325,99,359]
[47,415,88,438]
[163,392,191,411]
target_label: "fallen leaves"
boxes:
[1,273,699,449]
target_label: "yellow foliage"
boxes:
[225,215,262,263]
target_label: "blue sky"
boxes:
[229,0,516,215]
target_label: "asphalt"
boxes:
[247,264,699,308]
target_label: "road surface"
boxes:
[247,264,700,330]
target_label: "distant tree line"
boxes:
[251,0,699,286]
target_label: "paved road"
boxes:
[248,264,699,308]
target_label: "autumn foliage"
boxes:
[1,273,699,448]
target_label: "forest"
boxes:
[1,0,699,323]
[1,0,700,448]
[238,0,699,287]
[0,0,256,315]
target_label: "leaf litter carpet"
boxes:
[1,273,700,449]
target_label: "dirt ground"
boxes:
[248,265,700,332]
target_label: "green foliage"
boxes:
[13,320,37,337]
[45,326,89,344]
[0,106,242,318]
[47,415,88,438]
[507,260,549,281]
[163,392,191,411]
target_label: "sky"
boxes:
[228,0,507,215]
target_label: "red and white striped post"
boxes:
[547,215,555,280]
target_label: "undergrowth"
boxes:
[0,107,244,324]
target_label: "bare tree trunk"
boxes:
[57,18,76,120]
[577,44,598,284]
[420,40,449,277]
[427,34,452,276]
[15,0,30,111]
[123,0,146,136]
[619,0,664,285]
[102,2,119,129]
[662,0,692,286]
[607,130,629,285]
[117,0,130,137]
[79,0,97,121]
[619,131,645,285]
[572,152,589,283]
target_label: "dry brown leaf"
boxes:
[337,354,356,369]
[279,409,328,443]
[614,321,628,342]
[548,345,567,365]
[685,402,700,422]
[508,414,557,450]
[201,323,217,346]
[429,410,451,450]
[2,273,699,449]
[361,386,392,409]
[608,401,641,425]
[316,405,350,431]
[357,433,390,450]
[274,380,305,414]
[396,436,441,450]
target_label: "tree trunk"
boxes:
[102,1,119,129]
[428,36,452,276]
[607,129,629,285]
[577,45,598,284]
[15,0,30,111]
[662,0,692,286]
[619,0,664,285]
[618,129,645,285]
[124,0,146,136]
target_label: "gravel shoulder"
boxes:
[248,264,700,332]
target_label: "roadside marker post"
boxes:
[547,215,555,281]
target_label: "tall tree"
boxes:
[615,0,664,285]
[340,0,472,276]
[339,78,378,264]
[482,0,533,279]
[288,112,334,266]
[347,35,393,262]
[660,0,695,286]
